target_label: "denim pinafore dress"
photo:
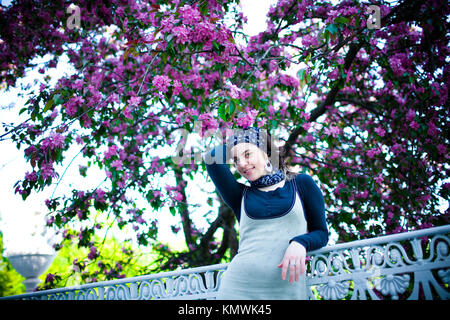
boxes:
[216,179,308,300]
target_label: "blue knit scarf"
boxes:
[249,169,285,188]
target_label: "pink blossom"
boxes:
[128,96,141,107]
[172,80,182,96]
[389,56,406,76]
[41,162,57,180]
[330,149,342,160]
[328,68,339,80]
[75,135,83,144]
[76,209,84,219]
[192,22,215,43]
[301,34,319,47]
[366,148,380,159]
[427,120,439,136]
[302,122,311,131]
[151,158,165,174]
[334,182,347,195]
[179,4,201,25]
[374,126,386,137]
[105,145,118,160]
[172,26,189,44]
[117,176,127,188]
[65,96,84,117]
[122,106,133,119]
[171,190,183,202]
[391,143,404,155]
[42,132,66,150]
[161,15,176,33]
[81,114,92,128]
[257,118,267,127]
[24,145,37,157]
[95,189,106,203]
[324,125,340,138]
[236,109,258,129]
[279,74,299,88]
[437,144,446,155]
[73,79,84,90]
[374,174,384,184]
[45,273,55,283]
[88,246,98,260]
[152,75,171,93]
[111,159,123,171]
[360,190,369,199]
[136,216,145,224]
[198,112,219,137]
[405,109,415,122]
[227,83,241,99]
[409,120,419,130]
[25,171,38,182]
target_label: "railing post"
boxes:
[129,283,138,300]
[97,287,104,300]
[68,291,75,300]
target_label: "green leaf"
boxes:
[228,99,236,116]
[354,15,360,28]
[212,40,221,51]
[297,69,306,81]
[334,17,349,24]
[326,24,339,35]
[306,73,311,83]
[198,0,208,15]
[304,52,312,64]
[218,102,227,121]
[43,98,54,113]
[53,93,64,105]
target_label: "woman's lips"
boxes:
[244,167,254,175]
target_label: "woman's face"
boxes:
[230,143,269,181]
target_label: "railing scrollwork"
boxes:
[1,225,448,300]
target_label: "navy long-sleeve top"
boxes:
[204,144,329,252]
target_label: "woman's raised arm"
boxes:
[203,144,245,221]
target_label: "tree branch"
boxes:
[284,41,363,157]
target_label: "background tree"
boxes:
[0,0,448,290]
[0,231,25,296]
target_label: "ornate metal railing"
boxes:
[306,224,449,300]
[1,225,449,300]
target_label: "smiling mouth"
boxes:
[243,168,254,175]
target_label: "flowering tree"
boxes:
[0,0,448,289]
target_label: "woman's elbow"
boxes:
[319,229,329,248]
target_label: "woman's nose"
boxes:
[236,158,248,169]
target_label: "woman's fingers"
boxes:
[278,258,304,283]
[278,258,289,281]
[300,257,306,276]
[295,259,301,282]
[279,242,308,283]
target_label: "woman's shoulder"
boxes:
[291,172,319,188]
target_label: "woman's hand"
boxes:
[277,241,307,283]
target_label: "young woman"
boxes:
[203,127,328,300]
